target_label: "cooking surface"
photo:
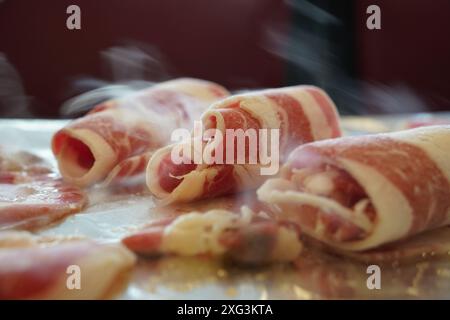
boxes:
[2,114,450,299]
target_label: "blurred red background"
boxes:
[0,0,449,117]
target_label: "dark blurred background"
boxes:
[0,0,449,118]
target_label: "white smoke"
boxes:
[61,44,172,117]
[261,0,433,115]
[0,53,31,118]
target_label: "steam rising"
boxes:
[60,81,154,116]
[61,44,171,117]
[101,45,171,82]
[262,0,432,115]
[0,3,436,119]
[60,3,433,117]
[0,53,30,118]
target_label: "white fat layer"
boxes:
[148,149,219,205]
[238,96,281,129]
[271,227,303,261]
[393,126,450,187]
[288,89,331,140]
[161,210,252,256]
[392,126,450,225]
[257,183,372,232]
[205,94,280,129]
[147,141,219,204]
[146,145,173,199]
[154,78,227,102]
[301,171,335,195]
[57,128,117,187]
[202,109,226,132]
[335,159,413,251]
[233,164,264,189]
[147,146,262,204]
[160,167,218,205]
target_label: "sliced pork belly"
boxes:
[52,78,228,187]
[0,147,52,180]
[0,179,86,230]
[122,208,302,265]
[258,125,450,251]
[147,85,341,204]
[0,232,135,299]
[0,148,87,231]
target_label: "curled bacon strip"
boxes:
[147,86,341,204]
[52,78,228,187]
[258,125,450,252]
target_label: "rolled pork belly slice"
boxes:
[147,85,341,204]
[52,78,229,187]
[257,125,450,252]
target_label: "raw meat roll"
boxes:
[257,125,450,251]
[52,78,228,187]
[147,86,341,204]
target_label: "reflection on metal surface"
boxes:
[122,247,450,299]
